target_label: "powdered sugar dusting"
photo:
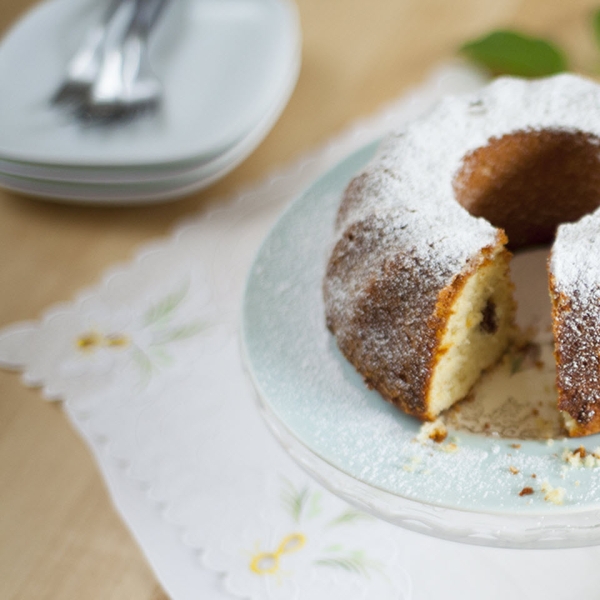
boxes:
[372,74,600,249]
[333,73,600,298]
[325,161,499,324]
[551,210,600,299]
[391,73,600,189]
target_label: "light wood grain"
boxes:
[1,0,598,597]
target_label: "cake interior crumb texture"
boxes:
[427,247,515,419]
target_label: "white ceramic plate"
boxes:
[242,141,600,548]
[0,59,299,204]
[0,0,300,167]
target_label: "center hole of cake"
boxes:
[453,129,600,248]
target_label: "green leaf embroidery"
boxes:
[327,509,373,527]
[152,322,206,345]
[130,345,154,380]
[280,480,309,522]
[307,491,322,518]
[148,346,173,367]
[314,550,383,579]
[144,281,190,327]
[460,30,568,77]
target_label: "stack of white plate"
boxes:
[0,0,300,204]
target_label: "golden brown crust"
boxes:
[549,273,600,436]
[564,415,600,438]
[324,215,443,419]
[323,176,507,420]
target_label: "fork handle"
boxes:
[127,0,169,39]
[102,0,130,26]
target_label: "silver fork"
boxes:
[52,0,135,105]
[80,0,169,122]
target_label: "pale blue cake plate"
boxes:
[241,141,600,548]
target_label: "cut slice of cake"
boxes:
[425,237,515,420]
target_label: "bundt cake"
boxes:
[323,73,600,437]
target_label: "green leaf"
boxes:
[460,30,568,77]
[593,9,600,50]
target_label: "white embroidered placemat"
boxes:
[3,64,600,599]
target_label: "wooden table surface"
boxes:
[1,0,598,597]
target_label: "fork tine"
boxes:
[81,0,169,124]
[51,0,130,106]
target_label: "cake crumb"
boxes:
[510,443,521,449]
[441,442,458,453]
[541,481,566,505]
[402,456,422,472]
[562,446,600,468]
[509,466,519,475]
[563,447,582,467]
[519,486,534,496]
[415,419,447,444]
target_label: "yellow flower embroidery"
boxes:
[76,330,130,352]
[250,533,306,575]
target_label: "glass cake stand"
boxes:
[241,142,600,549]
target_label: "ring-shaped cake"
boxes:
[323,73,600,437]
